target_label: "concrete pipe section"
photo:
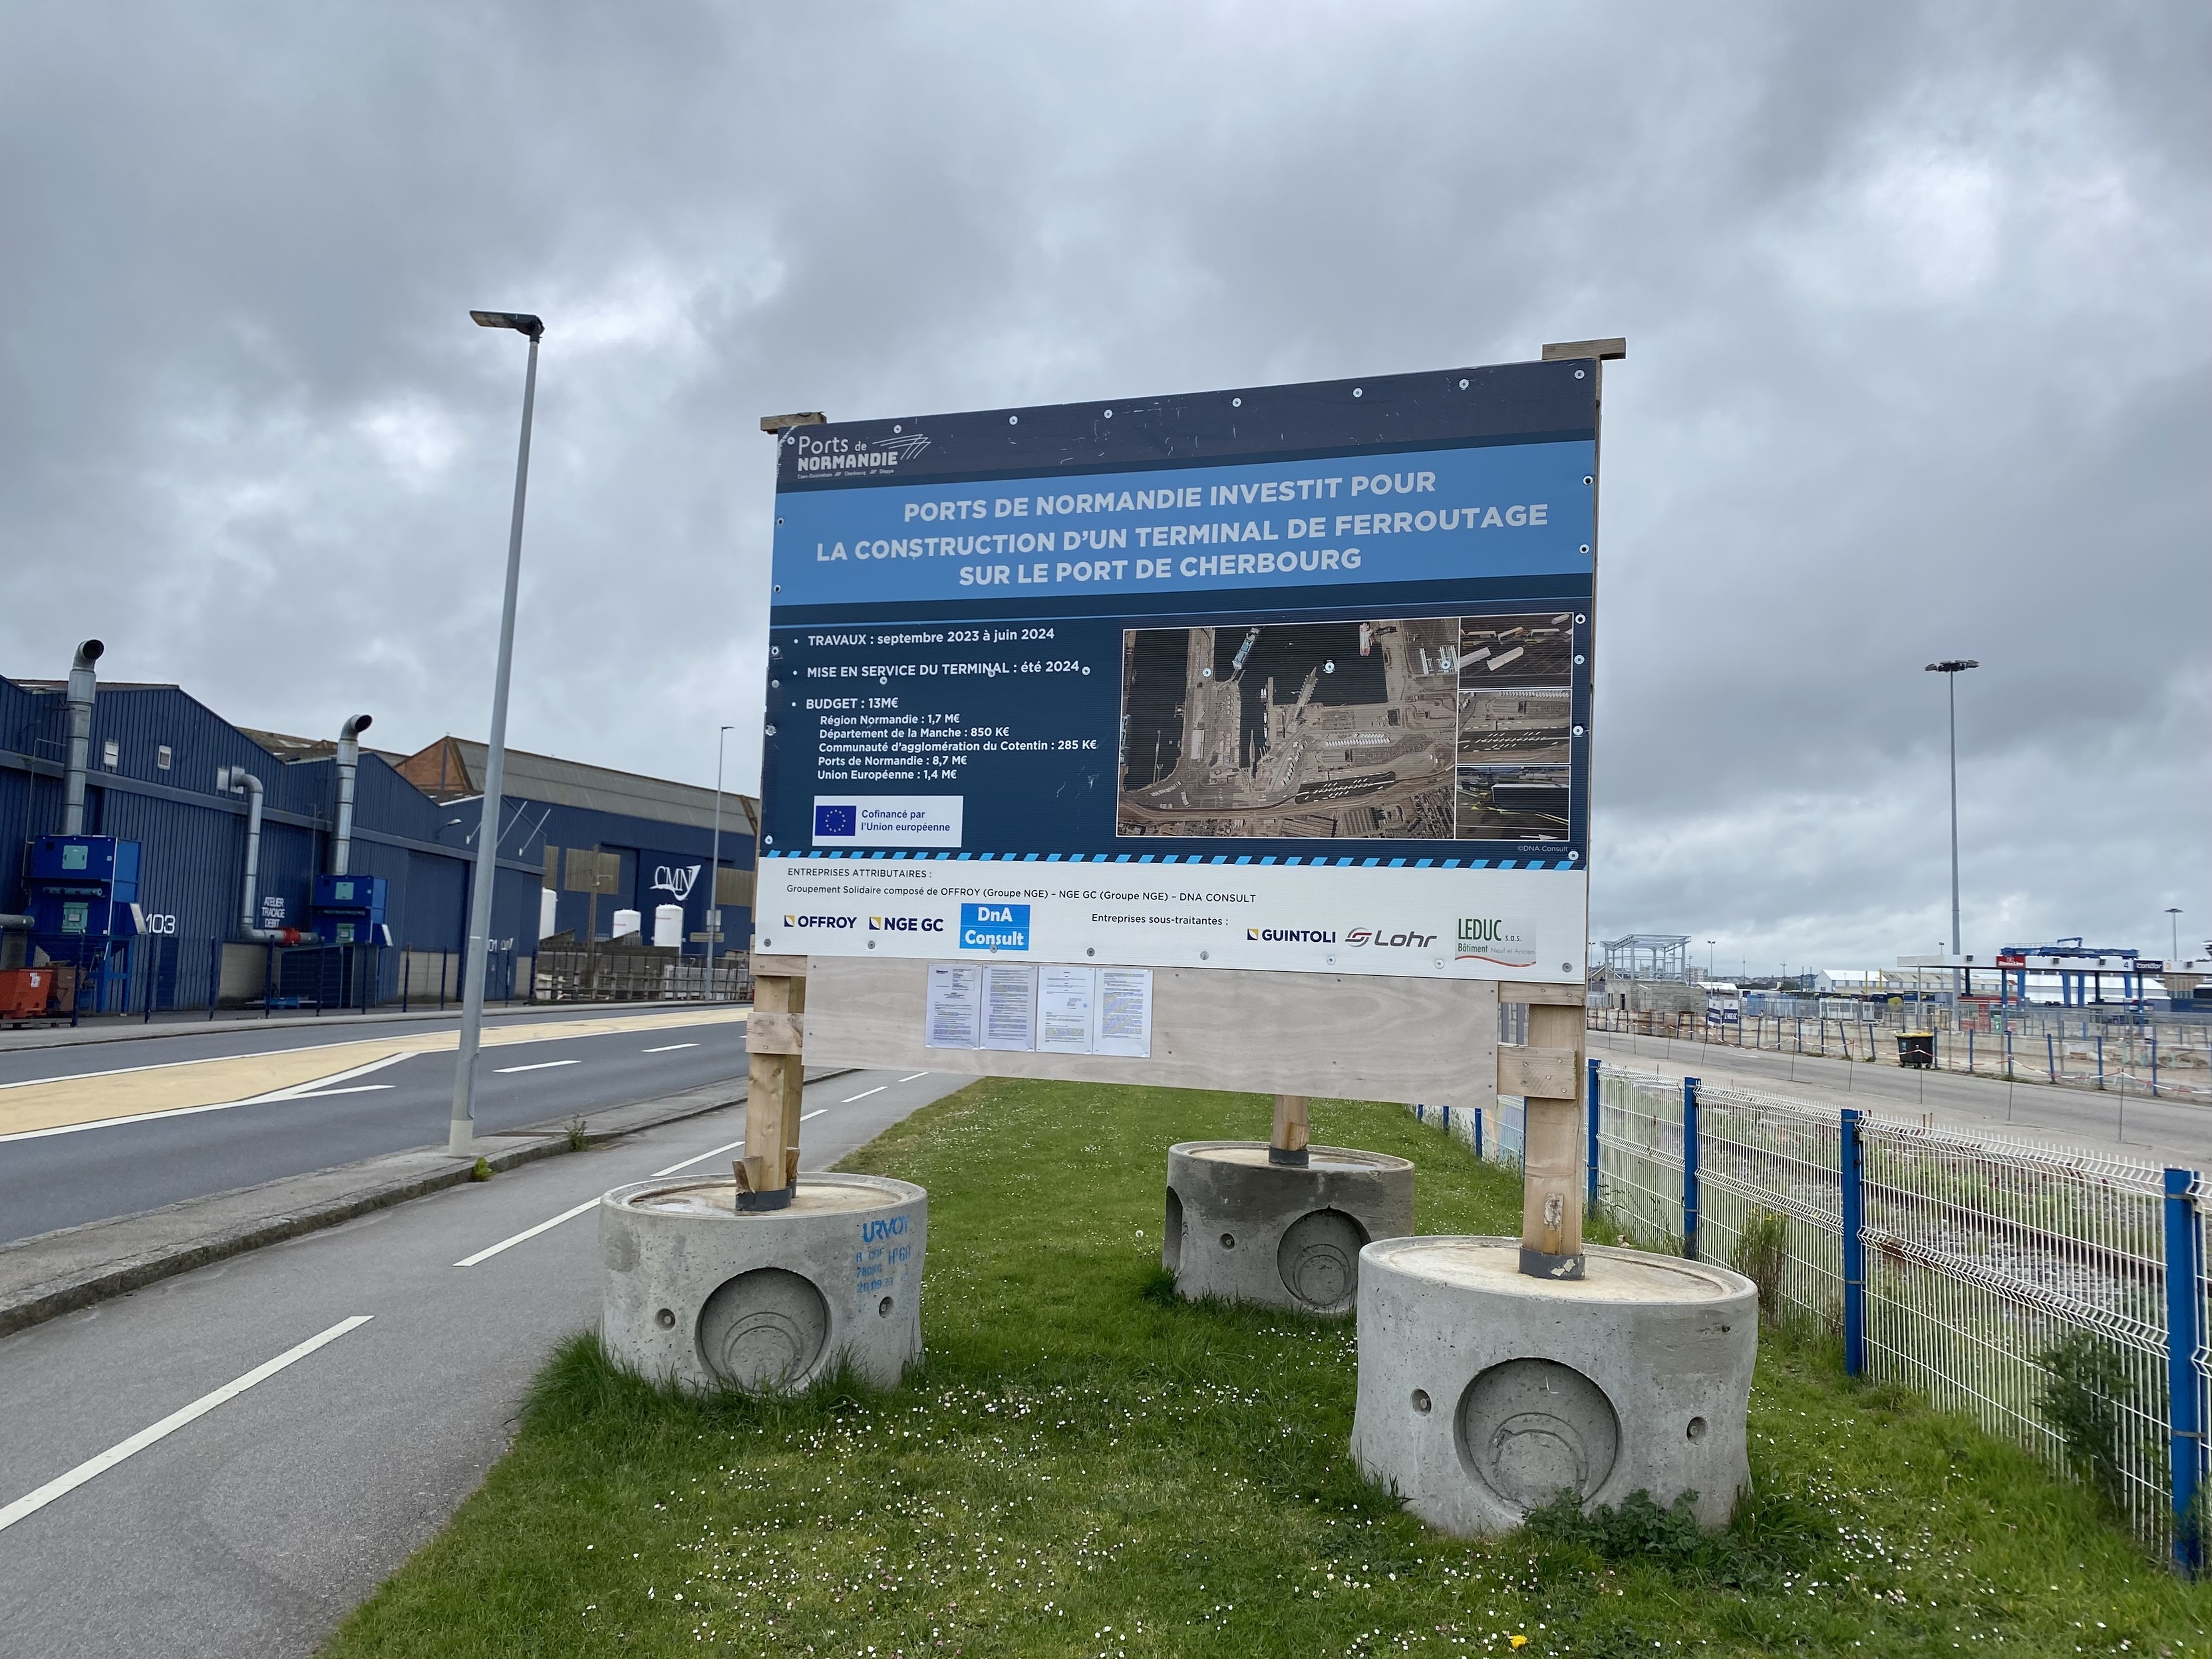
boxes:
[1164,1141,1414,1316]
[1350,1237,1756,1535]
[600,1173,926,1394]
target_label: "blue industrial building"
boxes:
[1,641,756,1014]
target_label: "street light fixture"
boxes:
[449,307,544,1157]
[704,725,736,1001]
[1924,659,1979,997]
[2170,908,2184,966]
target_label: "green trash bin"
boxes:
[1896,1031,1935,1070]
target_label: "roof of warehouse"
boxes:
[237,727,412,766]
[395,736,758,835]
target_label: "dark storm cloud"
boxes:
[1,1,2203,968]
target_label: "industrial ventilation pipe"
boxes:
[217,766,306,945]
[332,713,373,875]
[62,639,103,835]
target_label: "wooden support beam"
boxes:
[739,959,806,1209]
[1269,1094,1310,1167]
[1513,1001,1588,1279]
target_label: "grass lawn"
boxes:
[324,1080,2212,1657]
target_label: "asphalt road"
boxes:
[1592,1027,2212,1169]
[0,1065,965,1659]
[1,1006,755,1244]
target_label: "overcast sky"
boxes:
[3,3,2203,971]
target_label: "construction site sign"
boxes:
[754,359,1598,982]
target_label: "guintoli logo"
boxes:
[1456,917,1538,968]
[791,431,932,477]
[1247,927,1338,943]
[650,863,701,899]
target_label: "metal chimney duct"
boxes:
[332,714,373,875]
[218,765,299,943]
[61,639,104,835]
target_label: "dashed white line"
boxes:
[898,1072,930,1083]
[641,1042,699,1054]
[454,1199,601,1268]
[0,1316,374,1535]
[801,1108,828,1121]
[493,1060,578,1074]
[842,1086,886,1103]
[651,1135,750,1178]
[283,1084,395,1100]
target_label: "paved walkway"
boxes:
[1591,1028,2212,1171]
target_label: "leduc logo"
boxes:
[1344,926,1438,949]
[1247,927,1339,943]
[1454,916,1537,967]
[869,916,945,933]
[959,902,1030,952]
[782,914,858,931]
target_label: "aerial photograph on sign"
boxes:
[1454,611,1575,839]
[1116,617,1460,839]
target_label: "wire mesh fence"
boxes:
[1405,1062,2207,1562]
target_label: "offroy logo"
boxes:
[781,914,859,931]
[959,903,1030,952]
[649,863,701,899]
[791,430,932,478]
[869,915,945,933]
[814,804,857,838]
[1455,917,1538,968]
[1345,926,1439,949]
[1247,927,1339,943]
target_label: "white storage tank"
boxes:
[652,903,684,948]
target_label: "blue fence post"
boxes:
[2166,1167,2205,1574]
[1682,1075,1701,1261]
[1473,1106,1484,1161]
[1586,1057,1601,1216]
[1841,1106,1865,1377]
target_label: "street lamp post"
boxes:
[1925,659,1979,1003]
[703,724,734,1000]
[2170,908,2184,967]
[449,309,544,1157]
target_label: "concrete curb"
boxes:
[0,1068,853,1340]
[0,998,742,1055]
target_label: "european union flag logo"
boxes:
[814,804,856,838]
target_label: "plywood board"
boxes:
[802,957,1501,1111]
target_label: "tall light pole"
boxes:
[2170,908,2184,965]
[449,309,544,1157]
[1706,939,1715,980]
[1925,660,1978,979]
[703,724,734,1000]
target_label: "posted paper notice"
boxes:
[981,965,1039,1052]
[925,963,981,1049]
[1037,965,1097,1054]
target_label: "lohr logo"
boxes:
[869,915,945,933]
[1345,925,1438,949]
[650,863,701,899]
[782,914,859,931]
[959,902,1030,952]
[1456,917,1538,968]
[1247,927,1338,943]
[814,804,857,838]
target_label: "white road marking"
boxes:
[283,1084,394,1100]
[842,1086,886,1103]
[641,1042,699,1053]
[898,1072,929,1082]
[0,1316,373,1535]
[0,1054,413,1145]
[454,1199,601,1267]
[650,1136,748,1178]
[802,1108,827,1121]
[492,1060,578,1074]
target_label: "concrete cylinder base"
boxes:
[599,1172,926,1394]
[1350,1237,1757,1535]
[1165,1141,1414,1316]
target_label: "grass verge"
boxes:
[324,1081,2212,1656]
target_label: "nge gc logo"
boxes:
[958,903,1030,952]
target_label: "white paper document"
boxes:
[1036,965,1097,1054]
[981,964,1039,1051]
[924,963,982,1049]
[1093,967,1153,1057]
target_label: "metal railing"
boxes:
[1406,1062,2209,1567]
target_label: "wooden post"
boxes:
[1269,1093,1309,1167]
[1511,1001,1588,1279]
[740,953,807,1209]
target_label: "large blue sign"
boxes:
[755,359,1601,982]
